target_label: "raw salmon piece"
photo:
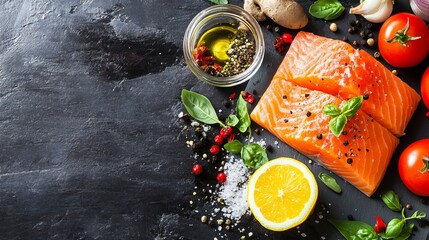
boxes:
[250,78,399,196]
[278,31,420,136]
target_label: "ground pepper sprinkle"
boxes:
[218,29,255,77]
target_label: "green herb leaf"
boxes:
[309,0,345,20]
[226,114,239,127]
[236,94,251,133]
[224,140,244,154]
[329,114,347,137]
[181,89,225,127]
[318,172,342,193]
[341,96,363,118]
[409,210,426,219]
[384,218,405,239]
[328,219,378,240]
[209,0,228,4]
[323,104,342,117]
[380,190,403,212]
[395,223,414,240]
[241,143,268,169]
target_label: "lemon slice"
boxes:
[247,157,318,231]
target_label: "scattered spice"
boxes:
[217,172,227,183]
[317,133,323,140]
[363,94,369,100]
[330,22,338,32]
[210,145,221,155]
[391,69,398,75]
[374,51,380,58]
[192,164,203,175]
[306,111,312,117]
[347,158,353,164]
[367,38,375,46]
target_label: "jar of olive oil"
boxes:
[183,5,264,87]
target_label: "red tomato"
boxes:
[421,67,429,109]
[398,139,429,196]
[378,13,429,68]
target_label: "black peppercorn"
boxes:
[363,94,369,100]
[347,158,353,164]
[316,133,323,140]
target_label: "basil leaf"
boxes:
[342,96,363,118]
[181,89,225,127]
[395,223,414,240]
[224,140,244,154]
[319,172,342,193]
[328,219,378,240]
[241,143,268,169]
[410,210,426,219]
[309,0,345,20]
[385,218,404,239]
[209,0,228,4]
[323,104,342,117]
[380,190,403,212]
[236,94,251,133]
[329,114,347,137]
[226,114,239,127]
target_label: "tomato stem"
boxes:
[386,18,422,47]
[422,156,429,173]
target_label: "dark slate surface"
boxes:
[0,0,428,239]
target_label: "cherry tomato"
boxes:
[421,67,429,109]
[398,139,429,196]
[378,13,429,68]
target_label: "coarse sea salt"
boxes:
[216,154,250,221]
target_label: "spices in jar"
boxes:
[194,24,256,77]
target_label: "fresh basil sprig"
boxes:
[224,140,244,154]
[329,190,426,240]
[309,0,345,20]
[224,140,268,169]
[225,114,239,127]
[181,89,226,128]
[323,96,363,137]
[328,219,378,240]
[380,190,403,212]
[381,208,426,239]
[236,94,251,133]
[318,172,342,193]
[241,143,268,169]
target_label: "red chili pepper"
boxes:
[274,37,284,53]
[242,91,254,104]
[374,216,386,234]
[229,92,237,100]
[282,33,293,44]
[217,172,227,183]
[227,132,236,142]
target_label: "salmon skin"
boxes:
[251,78,400,196]
[278,31,420,137]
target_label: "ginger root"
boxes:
[244,0,308,29]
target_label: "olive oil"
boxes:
[197,24,237,65]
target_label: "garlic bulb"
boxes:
[350,0,394,23]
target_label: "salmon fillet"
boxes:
[251,78,400,196]
[278,31,420,136]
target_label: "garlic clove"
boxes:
[350,0,382,15]
[362,0,394,23]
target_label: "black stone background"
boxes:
[0,0,427,239]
